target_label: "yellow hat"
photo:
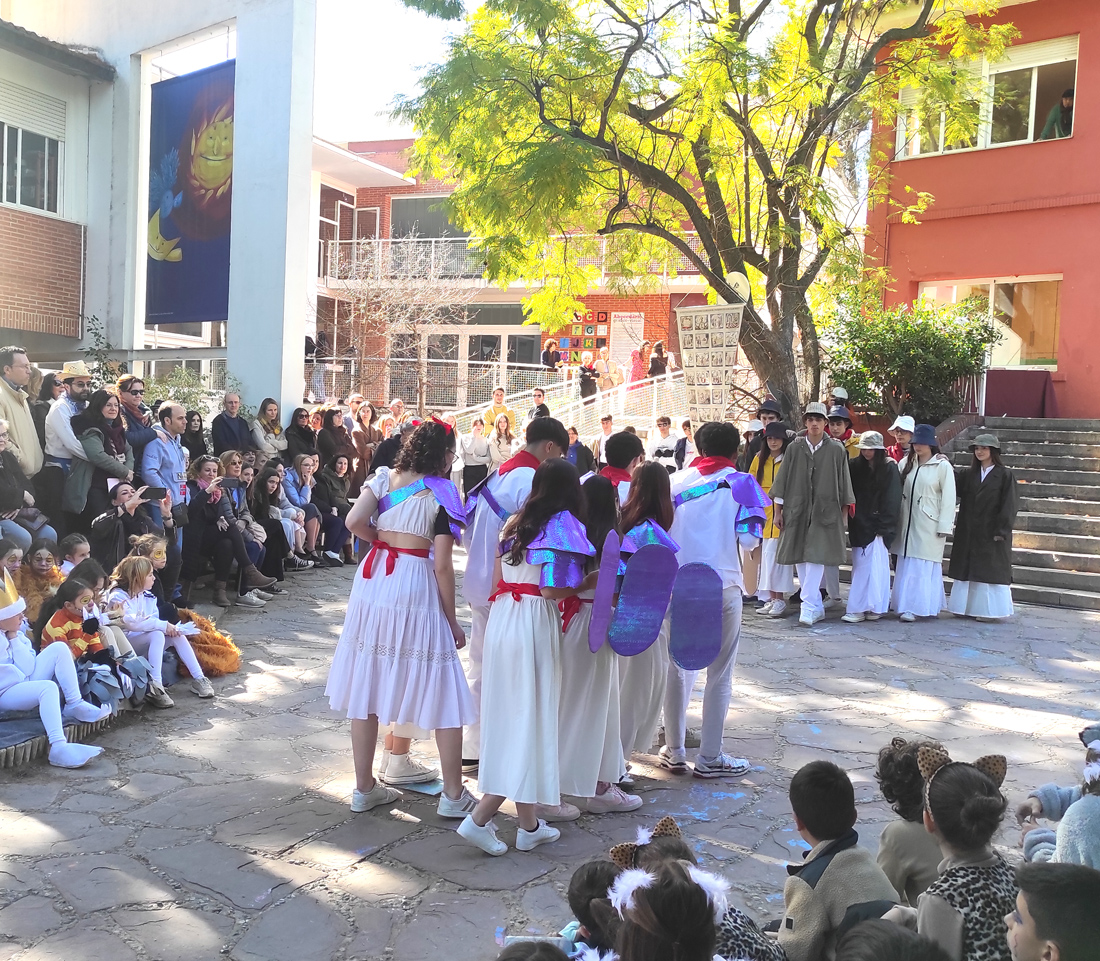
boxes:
[60,360,92,380]
[0,568,26,620]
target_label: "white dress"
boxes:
[558,588,625,795]
[847,536,891,615]
[478,553,564,805]
[325,469,475,730]
[618,620,669,756]
[891,556,946,617]
[947,581,1014,618]
[758,537,795,593]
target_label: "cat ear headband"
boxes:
[609,816,682,869]
[917,745,1008,789]
[607,864,730,925]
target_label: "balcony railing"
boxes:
[319,234,709,287]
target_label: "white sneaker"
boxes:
[767,599,787,618]
[351,782,402,812]
[250,588,274,601]
[381,753,440,785]
[693,752,751,779]
[841,612,865,623]
[378,749,390,778]
[865,612,883,621]
[755,600,775,616]
[823,595,840,610]
[235,590,266,608]
[189,677,215,698]
[899,612,916,623]
[799,608,824,626]
[533,801,581,822]
[516,819,560,851]
[457,815,507,856]
[587,785,643,814]
[437,786,480,819]
[658,744,688,774]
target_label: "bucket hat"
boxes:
[803,402,828,420]
[830,387,849,400]
[889,415,915,433]
[968,433,1001,450]
[757,399,783,417]
[763,421,788,440]
[911,423,937,447]
[744,419,763,434]
[827,406,852,423]
[857,431,885,450]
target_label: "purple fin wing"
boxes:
[588,530,621,653]
[669,563,723,670]
[727,472,771,510]
[424,476,467,544]
[608,544,678,656]
[527,549,587,589]
[528,510,596,557]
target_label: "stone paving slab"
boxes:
[2,561,1098,960]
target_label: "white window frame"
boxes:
[895,35,1079,160]
[918,273,1063,370]
[355,206,380,239]
[0,122,65,218]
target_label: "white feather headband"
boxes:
[687,865,732,924]
[609,868,655,917]
[575,947,618,961]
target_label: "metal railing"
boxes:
[320,234,709,287]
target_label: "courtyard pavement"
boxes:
[1,556,1097,961]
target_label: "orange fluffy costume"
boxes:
[175,609,242,678]
[15,564,65,624]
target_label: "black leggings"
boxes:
[257,519,289,581]
[181,519,253,585]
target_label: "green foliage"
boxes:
[81,315,127,387]
[823,293,1000,425]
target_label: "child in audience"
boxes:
[876,737,946,904]
[108,555,214,699]
[898,747,1016,961]
[0,569,109,768]
[37,578,105,659]
[15,537,63,622]
[835,919,951,961]
[1017,723,1100,869]
[0,537,23,577]
[58,533,91,575]
[1007,862,1100,961]
[565,860,622,954]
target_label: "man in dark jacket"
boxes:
[211,393,255,455]
[527,388,550,421]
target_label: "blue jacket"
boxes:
[122,407,158,480]
[282,468,312,509]
[211,412,255,455]
[142,427,189,507]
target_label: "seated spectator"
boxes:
[251,397,288,457]
[180,455,277,608]
[317,407,355,466]
[350,402,383,495]
[272,461,310,557]
[31,372,64,450]
[181,410,208,461]
[211,392,254,455]
[58,533,90,575]
[36,577,106,660]
[14,537,63,622]
[566,860,621,955]
[314,454,354,563]
[0,537,23,576]
[309,405,325,433]
[217,451,268,587]
[89,482,162,572]
[1008,861,1100,961]
[876,738,947,904]
[250,468,312,571]
[284,406,317,461]
[0,570,110,768]
[283,453,344,567]
[836,919,951,961]
[116,375,158,482]
[65,557,138,666]
[64,389,134,526]
[0,418,57,548]
[107,555,214,699]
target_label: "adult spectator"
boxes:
[317,407,355,466]
[460,417,491,492]
[249,467,311,575]
[31,373,63,450]
[342,393,365,433]
[481,387,515,437]
[887,415,915,463]
[284,407,317,461]
[647,340,675,378]
[593,346,623,393]
[41,361,93,531]
[368,421,407,475]
[540,337,561,369]
[349,402,383,494]
[314,454,354,563]
[0,418,56,548]
[487,414,513,470]
[251,397,288,457]
[0,346,42,477]
[1040,88,1074,140]
[115,375,158,481]
[89,481,160,571]
[283,452,345,566]
[578,352,598,403]
[142,402,188,596]
[646,416,679,472]
[1008,861,1100,961]
[63,389,134,526]
[675,419,696,470]
[828,385,849,408]
[566,426,595,474]
[591,414,614,469]
[528,388,550,421]
[215,451,270,595]
[180,411,208,461]
[388,397,409,424]
[211,392,254,455]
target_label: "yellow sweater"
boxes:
[749,453,783,539]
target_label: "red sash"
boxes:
[363,540,430,578]
[558,595,594,632]
[599,465,633,485]
[489,580,542,602]
[499,451,539,475]
[692,456,737,476]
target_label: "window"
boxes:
[896,36,1078,158]
[390,196,468,239]
[507,334,541,365]
[919,276,1061,367]
[468,335,500,363]
[0,122,61,213]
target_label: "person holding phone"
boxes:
[88,481,164,571]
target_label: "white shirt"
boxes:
[44,395,88,461]
[463,466,535,608]
[669,464,760,591]
[981,464,995,482]
[647,430,679,470]
[598,431,612,463]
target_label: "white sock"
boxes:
[62,700,112,724]
[48,742,104,768]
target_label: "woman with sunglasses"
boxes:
[285,407,317,461]
[115,375,158,485]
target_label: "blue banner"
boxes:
[146,60,234,325]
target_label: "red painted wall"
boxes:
[865,0,1100,416]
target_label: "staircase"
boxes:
[944,417,1100,611]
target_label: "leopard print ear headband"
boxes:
[610,816,682,869]
[917,745,1007,788]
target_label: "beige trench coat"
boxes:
[770,437,855,567]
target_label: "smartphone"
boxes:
[142,487,168,501]
[220,477,241,490]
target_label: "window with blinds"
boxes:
[1,123,61,213]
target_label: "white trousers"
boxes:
[796,563,825,618]
[825,566,841,599]
[663,591,743,760]
[462,602,490,759]
[0,644,82,744]
[126,630,205,686]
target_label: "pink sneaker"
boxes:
[587,785,642,814]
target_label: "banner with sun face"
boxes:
[146,60,235,325]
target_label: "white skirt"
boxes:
[847,537,891,615]
[325,554,476,729]
[478,591,563,805]
[757,537,794,593]
[948,581,1014,618]
[618,619,670,757]
[891,555,946,617]
[558,596,625,795]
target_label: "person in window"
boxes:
[1040,88,1074,140]
[541,338,562,369]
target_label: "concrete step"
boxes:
[1010,584,1100,611]
[1002,467,1100,486]
[941,540,1100,574]
[996,441,1100,458]
[977,430,1100,445]
[950,451,1100,472]
[1015,482,1100,501]
[1018,497,1100,516]
[1014,512,1100,537]
[985,417,1100,431]
[1010,529,1100,554]
[1006,564,1100,593]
